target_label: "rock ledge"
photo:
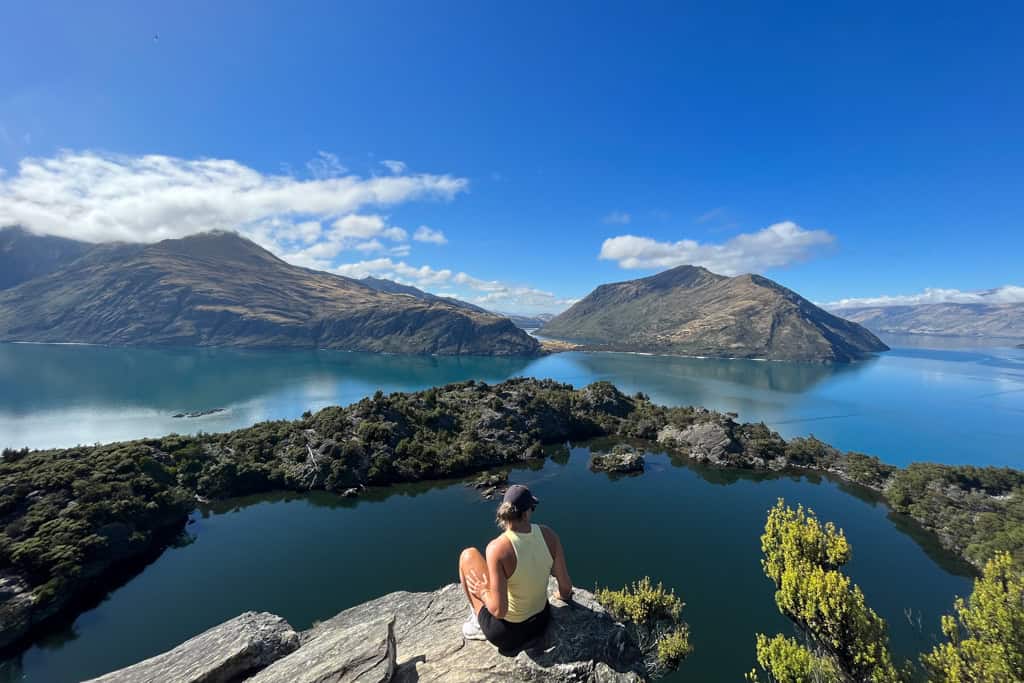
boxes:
[89,580,647,682]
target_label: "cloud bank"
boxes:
[0,150,467,246]
[825,285,1024,309]
[599,221,834,275]
[334,257,577,312]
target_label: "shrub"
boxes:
[597,576,691,678]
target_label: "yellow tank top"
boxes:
[503,524,553,623]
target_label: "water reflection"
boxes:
[1,441,974,682]
[567,351,874,394]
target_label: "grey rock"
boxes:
[306,579,646,682]
[589,448,645,475]
[657,422,733,465]
[249,616,395,683]
[86,611,299,683]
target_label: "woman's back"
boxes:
[503,523,553,622]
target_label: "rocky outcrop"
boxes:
[466,470,510,499]
[86,611,300,683]
[310,580,645,682]
[90,581,648,682]
[539,264,888,362]
[249,616,395,683]
[0,231,541,356]
[657,423,733,465]
[589,446,645,474]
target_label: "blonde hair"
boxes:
[495,501,526,529]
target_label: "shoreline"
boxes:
[1,378,1019,655]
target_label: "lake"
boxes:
[0,338,1021,681]
[0,444,975,682]
[3,337,1023,467]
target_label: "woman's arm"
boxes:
[465,538,511,618]
[542,526,573,600]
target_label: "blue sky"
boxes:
[1,2,1022,313]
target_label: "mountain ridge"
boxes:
[539,265,888,362]
[0,231,540,356]
[831,302,1024,339]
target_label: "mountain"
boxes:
[829,302,1024,339]
[0,226,94,290]
[538,265,888,362]
[359,276,490,314]
[360,278,554,329]
[0,231,540,356]
[499,312,555,329]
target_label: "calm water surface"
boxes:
[0,446,973,682]
[0,338,1020,681]
[2,338,1023,466]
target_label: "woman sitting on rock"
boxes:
[458,484,574,656]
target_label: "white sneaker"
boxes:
[462,609,486,641]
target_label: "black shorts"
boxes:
[477,602,551,656]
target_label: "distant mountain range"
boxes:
[498,312,555,329]
[0,228,539,356]
[539,265,888,362]
[828,302,1024,339]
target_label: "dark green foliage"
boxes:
[887,463,1024,567]
[2,376,1023,647]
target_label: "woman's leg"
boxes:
[458,547,487,614]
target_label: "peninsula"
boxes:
[539,265,888,362]
[0,229,539,356]
[1,379,1020,652]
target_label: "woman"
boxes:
[458,484,573,656]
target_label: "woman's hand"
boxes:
[465,568,491,600]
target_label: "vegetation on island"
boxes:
[1,378,1022,652]
[596,576,692,677]
[747,500,1024,682]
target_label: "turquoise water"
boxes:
[0,446,973,682]
[2,338,1023,466]
[1,338,1020,681]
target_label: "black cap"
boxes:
[502,484,539,512]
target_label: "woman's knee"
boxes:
[459,547,482,569]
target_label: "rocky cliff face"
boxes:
[539,265,888,362]
[88,580,648,682]
[0,231,540,356]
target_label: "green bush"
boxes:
[597,576,691,678]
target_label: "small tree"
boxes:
[596,576,692,678]
[747,499,900,683]
[922,551,1024,681]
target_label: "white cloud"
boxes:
[306,151,347,179]
[599,221,834,275]
[381,160,407,174]
[332,214,387,239]
[0,150,468,245]
[603,211,631,225]
[413,225,447,244]
[333,258,576,313]
[824,285,1024,309]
